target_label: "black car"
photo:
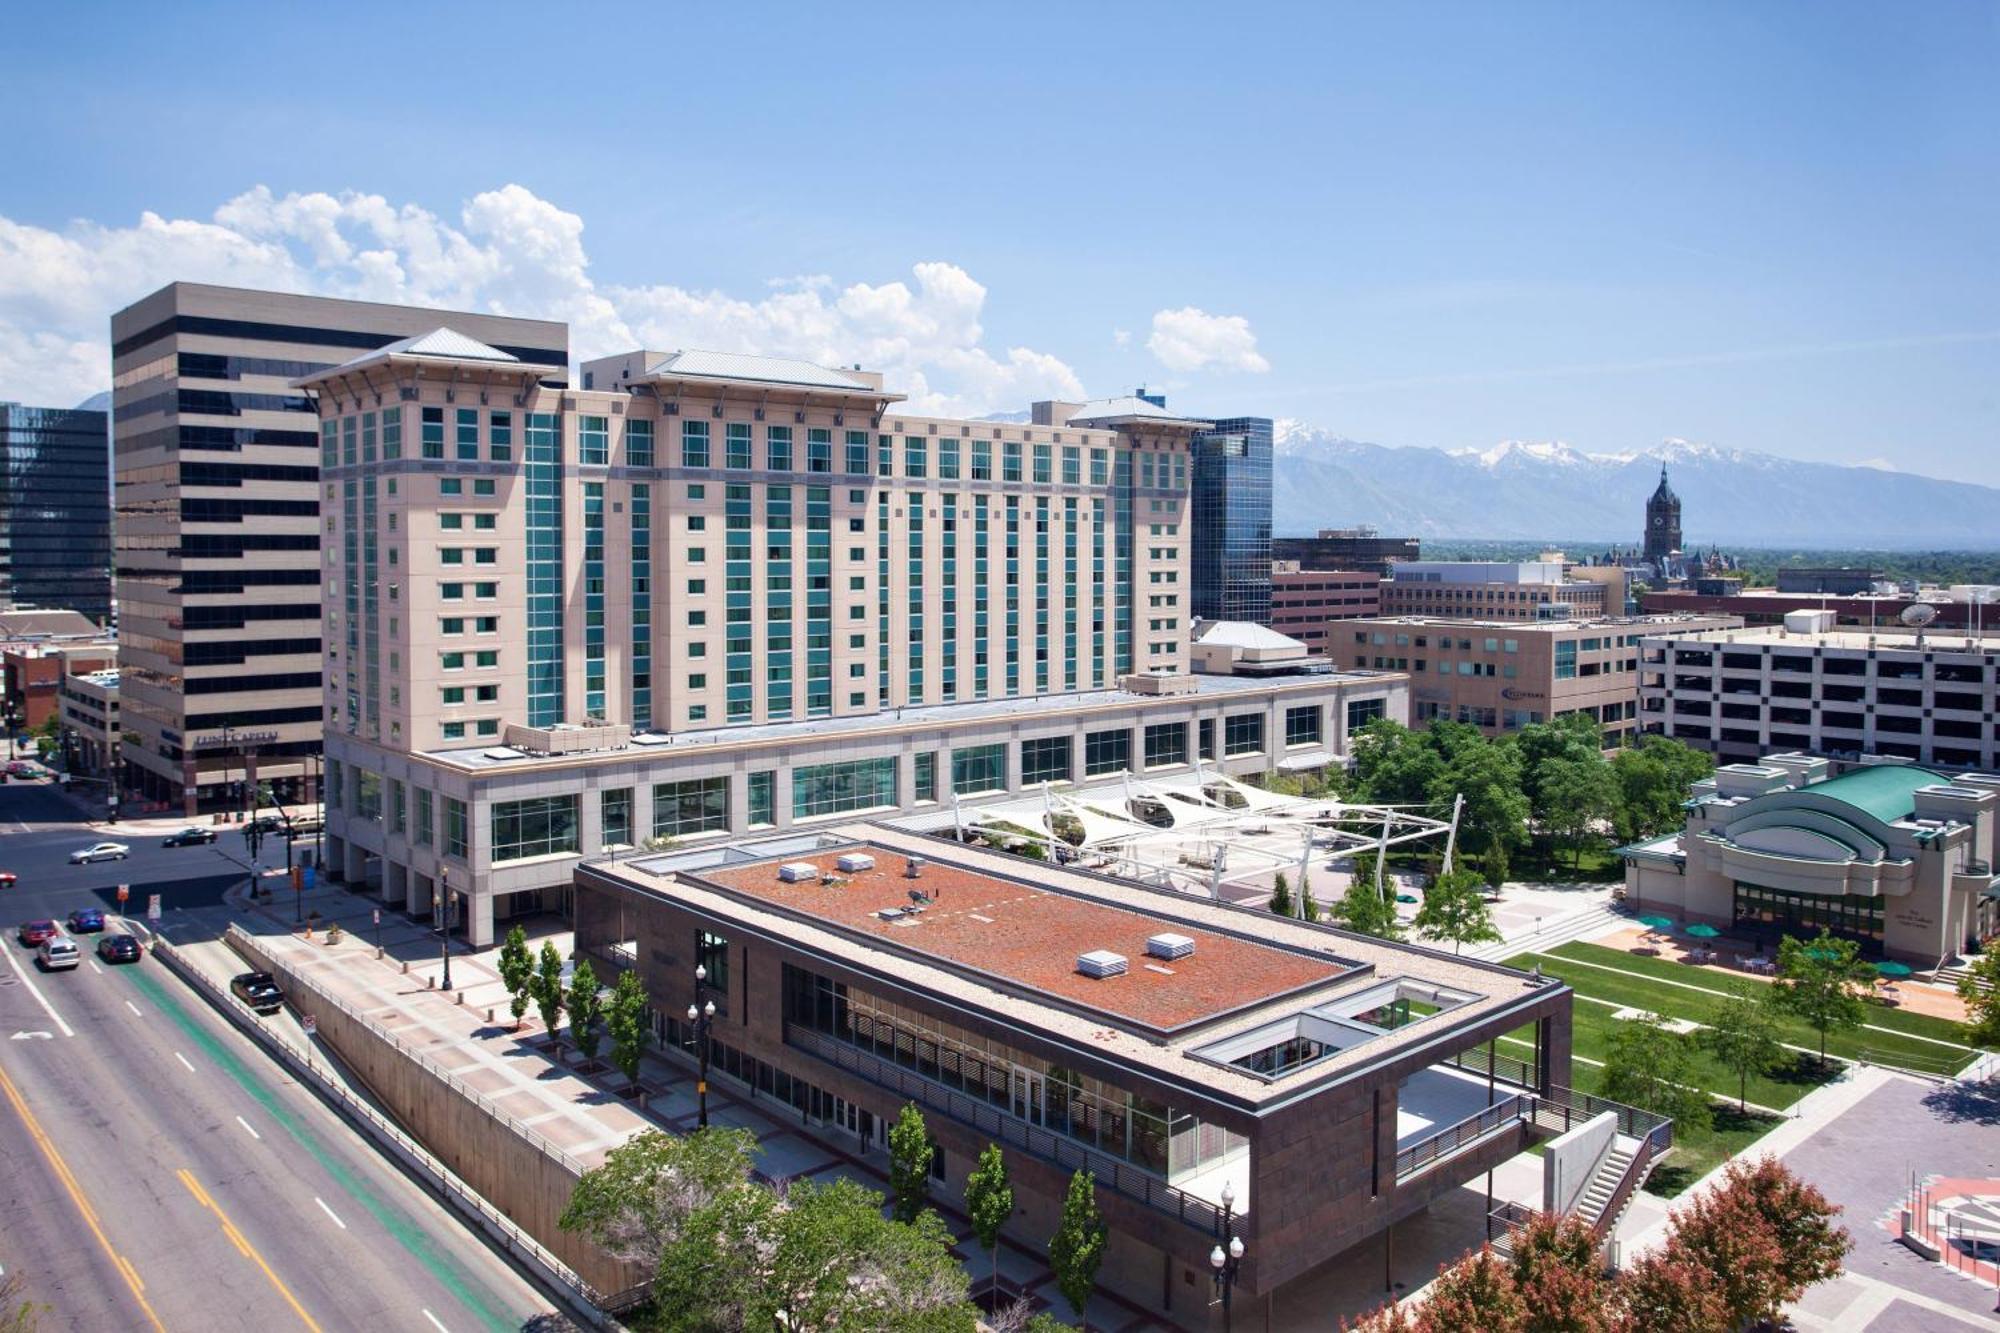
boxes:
[66,907,106,934]
[162,827,218,848]
[96,933,142,964]
[229,971,284,1014]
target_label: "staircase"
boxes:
[1930,961,1990,992]
[1464,900,1628,962]
[1573,1139,1637,1230]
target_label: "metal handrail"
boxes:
[783,1024,1225,1233]
[1394,1094,1529,1181]
[1442,1044,1538,1090]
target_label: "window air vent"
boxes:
[1077,950,1128,979]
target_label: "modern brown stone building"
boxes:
[1379,561,1611,622]
[575,823,1587,1325]
[1268,562,1380,651]
[1330,614,1737,742]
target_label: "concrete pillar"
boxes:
[465,886,495,949]
[579,788,604,856]
[324,834,348,882]
[382,861,409,911]
[411,873,435,919]
[343,839,369,886]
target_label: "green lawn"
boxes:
[1507,942,1980,1079]
[1511,839,1624,883]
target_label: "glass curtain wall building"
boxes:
[0,402,112,623]
[1190,415,1273,625]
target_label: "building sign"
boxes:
[194,731,279,750]
[1501,688,1547,701]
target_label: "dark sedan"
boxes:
[162,827,218,848]
[66,907,106,934]
[229,971,284,1014]
[17,920,58,948]
[96,933,142,964]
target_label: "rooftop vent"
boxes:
[835,852,875,873]
[1146,933,1195,961]
[777,862,819,884]
[1077,950,1128,979]
[905,856,925,879]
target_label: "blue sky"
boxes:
[2,1,1994,478]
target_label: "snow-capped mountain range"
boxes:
[1269,422,2000,548]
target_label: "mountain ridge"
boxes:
[1269,423,1997,548]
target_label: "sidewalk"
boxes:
[191,877,1188,1333]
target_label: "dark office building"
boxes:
[0,402,112,624]
[1271,528,1421,577]
[110,283,567,815]
[1190,415,1273,624]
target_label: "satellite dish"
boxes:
[1899,604,1938,627]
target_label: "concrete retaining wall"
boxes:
[1543,1110,1618,1216]
[226,928,645,1298]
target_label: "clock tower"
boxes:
[1643,464,1681,564]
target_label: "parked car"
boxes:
[0,871,16,889]
[37,938,80,971]
[96,933,142,964]
[162,827,217,848]
[68,842,130,864]
[17,919,58,947]
[66,907,106,934]
[242,816,289,836]
[229,971,284,1014]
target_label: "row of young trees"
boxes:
[562,1103,1112,1332]
[494,925,651,1093]
[1271,862,1505,956]
[1338,715,1715,884]
[1347,1157,1849,1333]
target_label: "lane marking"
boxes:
[235,1114,261,1140]
[174,1051,196,1073]
[176,1168,324,1332]
[124,999,142,1017]
[0,937,74,1038]
[422,1310,448,1333]
[0,1060,166,1330]
[88,960,103,974]
[314,1196,347,1230]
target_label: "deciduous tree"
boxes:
[1956,948,2000,1048]
[1413,869,1502,955]
[567,957,604,1068]
[1536,754,1616,871]
[530,940,565,1054]
[1770,929,1871,1066]
[1599,1014,1712,1134]
[606,967,649,1093]
[888,1102,934,1224]
[558,1126,760,1263]
[964,1143,1014,1302]
[1700,995,1785,1111]
[1269,870,1293,918]
[497,924,534,1032]
[1336,875,1402,939]
[1049,1170,1107,1329]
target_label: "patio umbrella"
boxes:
[1873,960,1913,979]
[1683,923,1720,939]
[1637,915,1675,933]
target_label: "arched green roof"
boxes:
[1798,766,1948,824]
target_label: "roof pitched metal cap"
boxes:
[1064,394,1213,429]
[291,327,531,387]
[637,348,906,401]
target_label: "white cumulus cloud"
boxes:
[0,186,1083,418]
[1146,305,1271,374]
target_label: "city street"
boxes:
[0,785,564,1331]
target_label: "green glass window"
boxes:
[601,787,634,848]
[913,752,937,803]
[1224,713,1264,757]
[1084,728,1131,777]
[488,410,512,462]
[682,420,711,469]
[420,406,444,459]
[579,415,609,465]
[414,788,434,846]
[844,429,871,475]
[748,771,776,827]
[1143,722,1187,769]
[382,407,402,460]
[456,408,480,461]
[491,794,579,863]
[625,418,653,467]
[1286,705,1323,747]
[767,425,793,471]
[951,743,1006,796]
[1020,735,1072,786]
[442,796,468,859]
[652,777,730,838]
[793,757,898,820]
[725,422,752,469]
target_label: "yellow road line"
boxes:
[0,1059,167,1331]
[175,1168,324,1333]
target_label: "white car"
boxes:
[69,842,130,864]
[38,937,80,970]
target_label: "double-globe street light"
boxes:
[1209,1181,1247,1331]
[688,962,719,1128]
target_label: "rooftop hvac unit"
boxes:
[835,852,876,873]
[777,862,819,884]
[1146,933,1195,961]
[1077,950,1128,979]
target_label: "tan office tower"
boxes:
[110,285,566,815]
[297,331,1406,944]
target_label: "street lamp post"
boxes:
[689,962,718,1128]
[1210,1182,1246,1332]
[437,871,453,992]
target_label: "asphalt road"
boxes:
[0,786,566,1331]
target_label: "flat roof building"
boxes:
[1380,561,1611,622]
[1271,528,1420,578]
[110,283,568,815]
[0,401,112,623]
[1268,563,1380,651]
[58,668,120,780]
[296,325,1406,946]
[1620,753,2000,963]
[575,823,1587,1323]
[1332,614,1739,742]
[1639,621,2000,772]
[1189,415,1273,625]
[1640,586,1991,632]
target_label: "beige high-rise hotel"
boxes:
[295,324,1407,944]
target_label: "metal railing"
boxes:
[784,1025,1225,1233]
[1442,1044,1538,1090]
[1532,1084,1675,1154]
[1394,1093,1530,1181]
[155,933,628,1324]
